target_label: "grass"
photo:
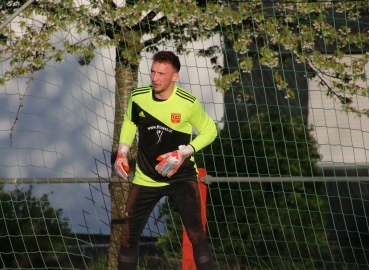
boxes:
[87,254,108,270]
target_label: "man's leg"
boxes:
[166,180,214,270]
[118,184,162,270]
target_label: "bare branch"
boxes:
[9,73,33,147]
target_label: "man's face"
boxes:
[150,61,178,95]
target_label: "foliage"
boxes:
[155,202,183,260]
[198,112,322,178]
[0,184,72,268]
[0,1,368,115]
[157,113,332,269]
[87,253,108,270]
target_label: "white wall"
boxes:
[308,56,369,167]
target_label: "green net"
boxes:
[1,0,369,269]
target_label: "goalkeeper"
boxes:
[114,50,217,270]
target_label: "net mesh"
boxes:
[0,0,369,269]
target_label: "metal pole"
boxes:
[202,176,369,184]
[0,177,130,184]
[0,0,35,31]
[2,176,369,184]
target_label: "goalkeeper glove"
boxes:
[155,145,194,178]
[114,143,130,180]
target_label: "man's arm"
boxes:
[188,99,217,152]
[119,94,138,146]
[114,96,138,179]
[119,117,137,146]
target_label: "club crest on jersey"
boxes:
[171,113,181,124]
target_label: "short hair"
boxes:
[152,51,181,72]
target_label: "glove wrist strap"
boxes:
[118,143,130,155]
[179,144,194,158]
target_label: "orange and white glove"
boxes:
[155,145,194,178]
[114,143,130,180]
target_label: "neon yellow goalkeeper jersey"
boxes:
[119,85,217,187]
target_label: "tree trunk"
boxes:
[107,47,139,270]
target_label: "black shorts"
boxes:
[120,180,206,247]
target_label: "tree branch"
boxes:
[142,30,171,49]
[10,73,33,147]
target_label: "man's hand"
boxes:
[114,143,130,180]
[155,145,194,178]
